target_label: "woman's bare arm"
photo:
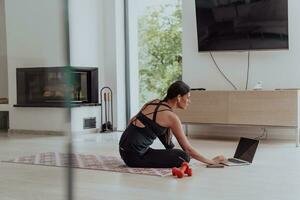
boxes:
[168,113,225,165]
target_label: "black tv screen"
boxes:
[195,0,289,51]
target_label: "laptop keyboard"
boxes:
[228,158,247,164]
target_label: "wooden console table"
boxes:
[175,90,300,147]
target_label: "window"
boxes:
[126,0,183,113]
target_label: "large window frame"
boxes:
[124,0,140,122]
[124,0,183,122]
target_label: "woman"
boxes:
[119,81,225,168]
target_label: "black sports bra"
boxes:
[119,100,175,155]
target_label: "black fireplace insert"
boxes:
[15,67,99,107]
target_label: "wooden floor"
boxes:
[0,131,300,200]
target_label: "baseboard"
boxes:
[8,128,118,136]
[8,129,65,136]
[71,128,101,135]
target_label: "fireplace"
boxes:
[15,67,99,107]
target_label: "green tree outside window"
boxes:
[138,1,182,106]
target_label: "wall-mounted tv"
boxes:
[195,0,289,51]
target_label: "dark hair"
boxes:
[163,80,190,101]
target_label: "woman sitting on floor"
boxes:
[119,80,225,168]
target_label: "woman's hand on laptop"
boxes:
[212,155,226,164]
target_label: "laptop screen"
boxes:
[234,137,259,163]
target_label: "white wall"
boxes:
[5,0,69,132]
[69,0,103,70]
[0,0,8,99]
[71,106,101,133]
[68,0,103,132]
[183,0,300,91]
[3,0,127,132]
[68,0,126,131]
[102,0,126,130]
[182,0,300,139]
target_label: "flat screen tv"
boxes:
[195,0,289,51]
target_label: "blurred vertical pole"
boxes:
[63,0,73,200]
[65,67,73,200]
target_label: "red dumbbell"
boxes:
[172,162,189,177]
[172,162,192,178]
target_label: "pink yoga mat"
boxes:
[2,152,172,177]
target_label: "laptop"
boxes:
[222,137,259,166]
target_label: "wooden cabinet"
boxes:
[176,91,229,124]
[175,90,300,146]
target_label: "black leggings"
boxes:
[119,148,190,168]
